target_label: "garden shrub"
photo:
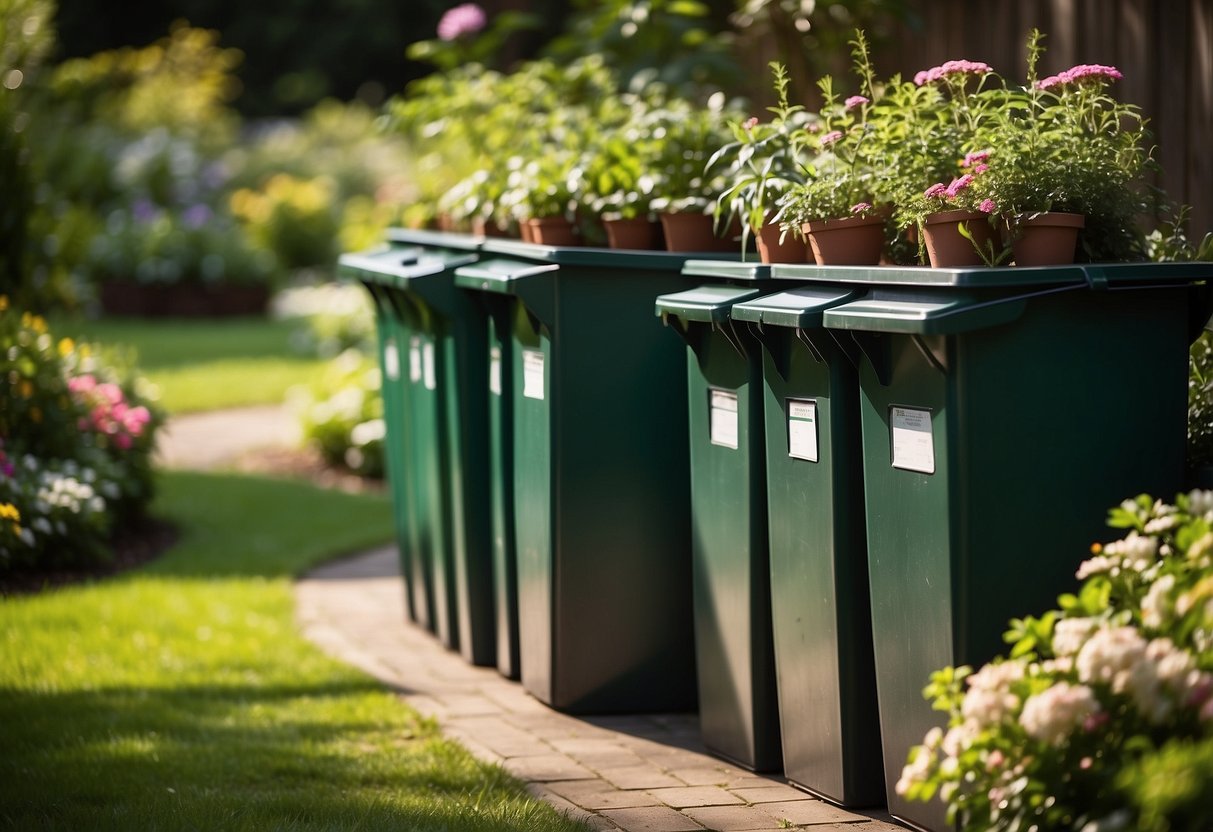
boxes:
[0,298,163,571]
[1192,331,1213,469]
[290,348,384,478]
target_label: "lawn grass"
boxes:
[0,471,587,832]
[52,316,327,414]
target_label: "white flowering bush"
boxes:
[899,491,1213,832]
[289,348,385,478]
[0,456,119,569]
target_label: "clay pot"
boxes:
[525,216,580,247]
[802,214,884,266]
[659,212,737,253]
[471,217,511,238]
[603,217,662,250]
[1009,212,1084,267]
[922,209,997,268]
[756,222,810,264]
[519,221,536,243]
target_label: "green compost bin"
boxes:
[340,230,497,668]
[763,261,1213,831]
[453,239,725,713]
[728,282,884,806]
[654,265,782,772]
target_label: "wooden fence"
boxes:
[872,0,1213,242]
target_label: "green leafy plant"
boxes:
[898,491,1213,831]
[292,348,385,478]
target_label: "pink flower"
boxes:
[743,116,759,130]
[972,163,989,175]
[844,95,869,110]
[113,433,132,451]
[914,59,993,86]
[819,130,844,146]
[924,183,948,199]
[436,3,487,41]
[97,383,123,405]
[850,202,872,215]
[945,174,975,197]
[1037,64,1122,90]
[978,199,997,214]
[963,149,991,167]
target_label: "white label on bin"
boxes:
[422,341,437,391]
[522,350,545,400]
[384,338,400,381]
[409,337,422,383]
[709,389,739,449]
[489,346,502,396]
[787,399,818,462]
[890,406,935,474]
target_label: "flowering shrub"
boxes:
[290,349,385,478]
[0,298,162,571]
[898,491,1213,832]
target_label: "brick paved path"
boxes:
[296,545,905,832]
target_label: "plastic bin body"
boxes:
[655,272,781,772]
[455,241,720,713]
[342,231,496,667]
[776,262,1213,831]
[485,300,520,679]
[729,284,884,806]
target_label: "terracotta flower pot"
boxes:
[659,212,737,253]
[922,209,997,268]
[1010,212,1085,267]
[471,217,511,238]
[525,216,579,247]
[802,214,884,266]
[519,221,536,243]
[756,222,810,264]
[603,217,662,250]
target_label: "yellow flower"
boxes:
[0,503,19,522]
[58,338,75,357]
[20,312,47,334]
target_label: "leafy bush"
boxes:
[290,349,384,478]
[898,492,1213,831]
[272,282,375,358]
[0,298,163,571]
[1192,332,1213,469]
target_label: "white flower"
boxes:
[1053,617,1099,656]
[1102,532,1159,571]
[1076,626,1147,694]
[961,661,1024,727]
[1141,575,1176,630]
[1187,489,1213,519]
[1145,515,1180,534]
[1019,682,1100,744]
[895,744,935,796]
[1076,555,1117,580]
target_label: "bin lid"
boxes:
[823,296,1029,335]
[386,228,483,252]
[481,238,740,271]
[337,246,452,284]
[654,285,766,323]
[681,260,774,281]
[771,261,1213,289]
[730,287,861,329]
[453,259,560,294]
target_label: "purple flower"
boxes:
[844,95,870,110]
[437,3,487,41]
[850,202,873,215]
[963,149,991,167]
[914,59,992,86]
[944,174,975,198]
[131,198,159,224]
[1037,64,1122,90]
[978,199,997,214]
[182,204,212,229]
[819,130,844,147]
[1,461,12,478]
[923,183,949,199]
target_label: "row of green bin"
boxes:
[340,230,1209,832]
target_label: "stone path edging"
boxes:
[296,545,904,832]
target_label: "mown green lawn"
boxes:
[52,317,327,414]
[0,471,586,832]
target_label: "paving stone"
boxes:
[599,806,706,831]
[648,786,745,809]
[545,779,661,810]
[681,805,791,831]
[730,784,813,804]
[758,799,872,825]
[668,766,744,787]
[502,754,595,782]
[599,765,688,790]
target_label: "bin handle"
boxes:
[746,322,793,379]
[850,331,892,386]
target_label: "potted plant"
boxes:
[968,30,1153,265]
[499,151,581,246]
[777,33,887,266]
[900,160,1004,268]
[708,62,815,263]
[575,116,662,249]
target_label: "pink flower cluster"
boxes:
[914,59,993,86]
[68,375,151,452]
[844,95,869,110]
[819,130,844,147]
[924,173,975,201]
[1036,64,1123,90]
[437,3,487,41]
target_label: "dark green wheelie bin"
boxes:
[765,261,1212,831]
[453,239,718,713]
[729,283,884,806]
[340,230,497,667]
[654,264,782,772]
